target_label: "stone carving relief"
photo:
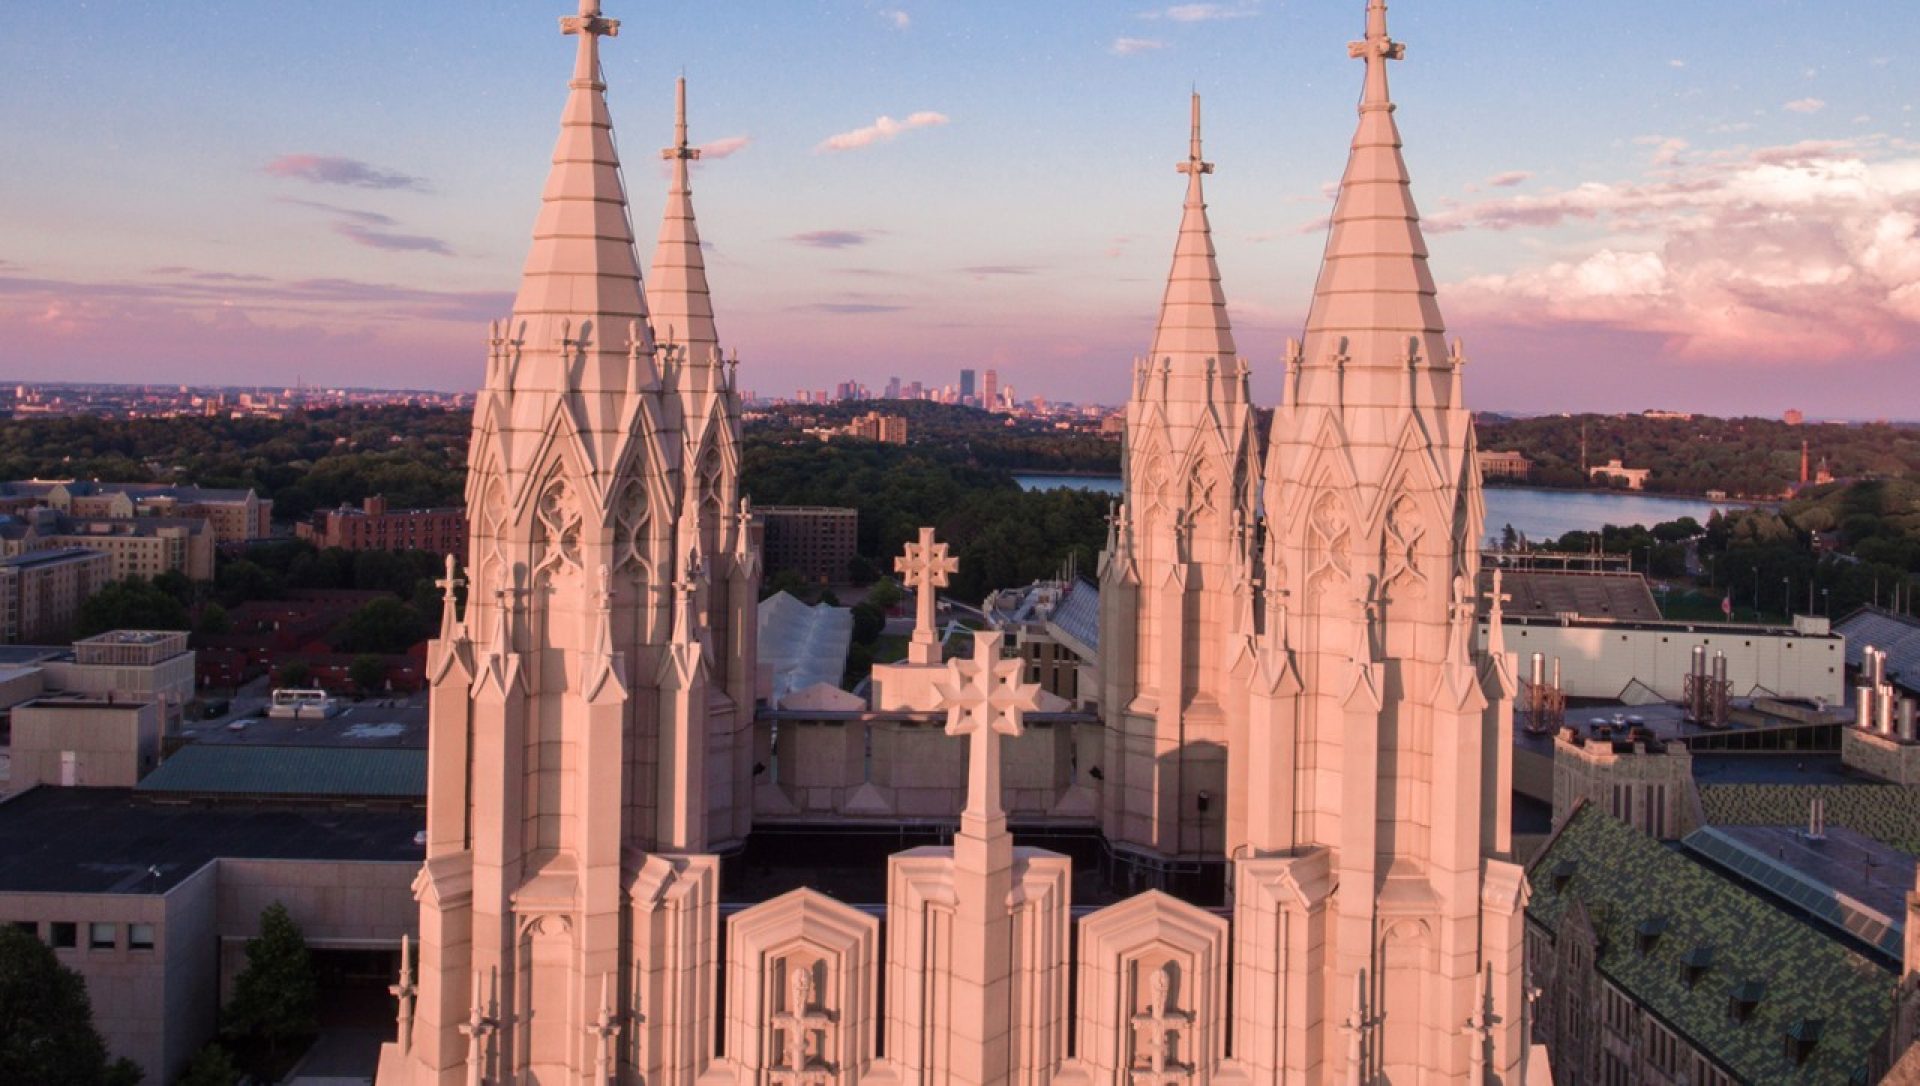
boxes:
[1306,492,1352,603]
[1129,962,1195,1083]
[1382,494,1427,598]
[612,479,654,580]
[532,474,585,585]
[769,963,837,1085]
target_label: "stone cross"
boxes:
[896,526,958,665]
[388,934,416,1054]
[1177,92,1213,179]
[769,967,835,1086]
[1337,970,1378,1086]
[1129,963,1194,1083]
[458,972,496,1086]
[587,973,621,1086]
[1461,965,1500,1083]
[936,629,1040,838]
[561,0,618,40]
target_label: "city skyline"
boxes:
[2,1,1916,416]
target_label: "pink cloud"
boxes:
[1485,170,1533,188]
[1439,140,1920,364]
[265,154,425,191]
[788,229,878,249]
[697,135,751,159]
[815,111,949,153]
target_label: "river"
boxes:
[1012,475,1753,543]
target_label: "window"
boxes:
[49,921,76,949]
[128,923,154,951]
[9,920,36,937]
[89,922,116,950]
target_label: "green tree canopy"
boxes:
[0,925,142,1085]
[334,597,428,655]
[223,903,317,1068]
[74,577,191,638]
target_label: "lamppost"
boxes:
[1782,576,1792,621]
[1821,587,1830,616]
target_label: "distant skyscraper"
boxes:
[981,368,999,410]
[884,376,901,400]
[959,367,976,403]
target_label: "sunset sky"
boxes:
[2,1,1915,416]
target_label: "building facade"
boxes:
[1477,449,1533,480]
[759,505,858,585]
[0,508,215,581]
[0,547,112,643]
[300,495,470,559]
[0,480,270,543]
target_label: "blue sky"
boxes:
[2,1,1915,416]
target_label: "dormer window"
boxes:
[1551,860,1577,893]
[1682,945,1715,989]
[1729,979,1766,1024]
[1635,915,1668,956]
[1784,1018,1822,1065]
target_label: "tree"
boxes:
[277,660,312,689]
[334,596,427,655]
[74,576,191,638]
[349,654,388,696]
[850,602,886,645]
[176,1043,240,1086]
[0,925,143,1085]
[866,578,905,612]
[223,903,317,1070]
[195,602,232,639]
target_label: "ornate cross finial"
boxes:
[587,973,621,1086]
[896,526,958,665]
[436,556,467,636]
[769,965,837,1085]
[458,971,497,1086]
[1484,566,1511,623]
[561,0,619,39]
[389,934,417,1054]
[1177,91,1213,179]
[936,630,1040,835]
[1129,963,1195,1083]
[663,76,702,164]
[1347,0,1404,108]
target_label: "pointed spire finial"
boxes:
[1177,91,1213,180]
[663,76,701,166]
[1347,0,1404,107]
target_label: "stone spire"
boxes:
[649,76,719,371]
[1295,0,1450,410]
[1148,92,1237,378]
[507,0,653,395]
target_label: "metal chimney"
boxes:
[1898,698,1916,743]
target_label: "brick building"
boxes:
[297,495,468,559]
[758,505,858,585]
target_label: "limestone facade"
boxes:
[380,3,1531,1083]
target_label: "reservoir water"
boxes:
[1012,475,1752,543]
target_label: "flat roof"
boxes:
[0,786,423,895]
[182,703,428,749]
[137,744,425,799]
[0,645,67,667]
[0,547,105,568]
[1715,823,1915,923]
[1517,700,1848,758]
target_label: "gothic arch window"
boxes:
[1306,492,1352,605]
[532,474,584,587]
[1383,493,1428,598]
[476,478,510,606]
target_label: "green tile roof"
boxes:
[138,744,425,798]
[1528,806,1894,1084]
[1701,783,1920,854]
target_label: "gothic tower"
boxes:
[391,5,751,1082]
[1099,93,1261,873]
[1233,1,1528,1081]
